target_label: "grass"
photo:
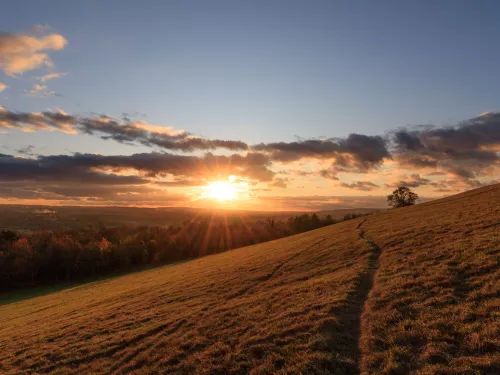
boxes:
[0,184,498,374]
[0,261,190,306]
[359,184,500,375]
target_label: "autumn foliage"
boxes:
[0,212,367,289]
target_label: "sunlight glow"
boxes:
[206,181,238,201]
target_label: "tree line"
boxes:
[0,212,369,290]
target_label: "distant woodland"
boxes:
[0,213,369,290]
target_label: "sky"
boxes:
[1,1,499,210]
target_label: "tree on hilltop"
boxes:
[387,186,419,208]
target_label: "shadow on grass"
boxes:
[0,260,190,306]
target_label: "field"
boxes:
[0,184,498,374]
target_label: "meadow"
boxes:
[0,184,498,374]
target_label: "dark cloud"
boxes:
[392,112,500,179]
[339,181,379,191]
[269,177,288,189]
[0,151,274,184]
[253,134,390,172]
[385,174,431,189]
[0,150,277,203]
[0,154,147,185]
[319,169,339,180]
[393,130,423,151]
[0,107,76,132]
[0,107,248,152]
[16,145,35,156]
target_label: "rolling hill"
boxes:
[0,184,498,374]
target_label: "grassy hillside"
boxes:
[0,185,498,374]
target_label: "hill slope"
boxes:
[0,184,499,374]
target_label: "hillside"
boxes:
[0,184,498,374]
[316,208,386,220]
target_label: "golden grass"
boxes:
[0,221,376,374]
[0,184,498,374]
[360,184,500,374]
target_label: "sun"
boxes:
[206,181,237,201]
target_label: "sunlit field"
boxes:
[0,184,498,374]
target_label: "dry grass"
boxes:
[360,184,500,374]
[0,220,375,374]
[0,184,498,374]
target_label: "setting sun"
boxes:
[206,181,237,201]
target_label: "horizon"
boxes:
[1,1,500,210]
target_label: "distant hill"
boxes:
[316,207,385,220]
[0,205,303,230]
[0,184,498,374]
[0,204,380,231]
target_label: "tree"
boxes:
[324,215,334,225]
[387,186,419,208]
[11,238,35,283]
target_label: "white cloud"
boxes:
[0,82,7,92]
[27,83,55,97]
[35,72,67,82]
[0,31,68,76]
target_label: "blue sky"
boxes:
[1,1,500,208]
[3,1,500,144]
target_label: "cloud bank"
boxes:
[0,107,499,207]
[392,112,500,181]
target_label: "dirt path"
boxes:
[351,219,383,374]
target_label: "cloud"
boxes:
[0,151,275,204]
[79,116,248,151]
[32,83,46,91]
[2,107,497,185]
[34,71,67,82]
[319,169,339,180]
[0,31,68,76]
[0,106,499,206]
[16,145,35,156]
[385,174,431,188]
[339,181,379,191]
[0,107,248,152]
[0,151,274,184]
[29,90,57,98]
[392,112,500,180]
[253,134,390,172]
[0,153,148,185]
[27,83,56,97]
[0,106,75,132]
[269,177,288,188]
[0,82,7,92]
